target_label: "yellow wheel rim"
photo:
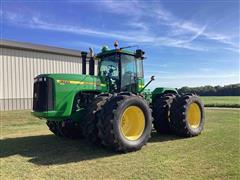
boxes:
[187,103,201,129]
[120,106,145,141]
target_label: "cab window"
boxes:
[136,60,143,77]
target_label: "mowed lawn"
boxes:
[202,96,240,108]
[1,109,239,179]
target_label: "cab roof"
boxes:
[96,49,135,58]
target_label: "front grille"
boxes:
[33,77,54,111]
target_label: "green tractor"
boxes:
[32,42,205,152]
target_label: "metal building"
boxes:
[0,40,98,111]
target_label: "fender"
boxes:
[151,87,178,102]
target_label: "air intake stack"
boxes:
[81,51,87,74]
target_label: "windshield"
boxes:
[99,53,143,92]
[99,55,119,78]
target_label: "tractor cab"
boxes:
[97,43,145,93]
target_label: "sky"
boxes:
[1,0,239,89]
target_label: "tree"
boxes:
[177,84,240,96]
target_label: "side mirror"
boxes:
[151,76,155,81]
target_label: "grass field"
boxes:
[1,109,239,179]
[202,96,240,108]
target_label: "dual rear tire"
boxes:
[153,93,176,134]
[153,93,205,137]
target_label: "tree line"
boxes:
[177,84,240,96]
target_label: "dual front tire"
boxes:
[46,93,153,152]
[97,93,153,152]
[46,120,83,139]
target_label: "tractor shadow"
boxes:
[149,131,183,143]
[1,132,181,166]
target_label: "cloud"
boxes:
[203,32,238,47]
[127,22,149,31]
[222,47,240,53]
[145,70,171,74]
[2,1,239,53]
[144,63,168,68]
[199,68,214,72]
[98,0,142,17]
[3,12,137,41]
[101,1,238,50]
[184,24,207,43]
[3,11,207,51]
[152,7,236,47]
[64,41,103,50]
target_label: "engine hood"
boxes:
[32,73,107,118]
[36,73,106,90]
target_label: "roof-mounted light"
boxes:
[114,41,119,49]
[135,49,145,59]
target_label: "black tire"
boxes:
[60,120,83,139]
[46,120,83,139]
[152,93,176,134]
[46,121,63,137]
[80,94,111,144]
[170,94,205,137]
[97,93,153,152]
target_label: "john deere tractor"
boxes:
[32,42,205,152]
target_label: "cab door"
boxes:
[120,54,137,92]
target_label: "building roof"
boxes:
[0,39,84,57]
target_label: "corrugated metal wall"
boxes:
[0,47,98,111]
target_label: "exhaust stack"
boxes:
[81,51,87,74]
[89,48,95,75]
